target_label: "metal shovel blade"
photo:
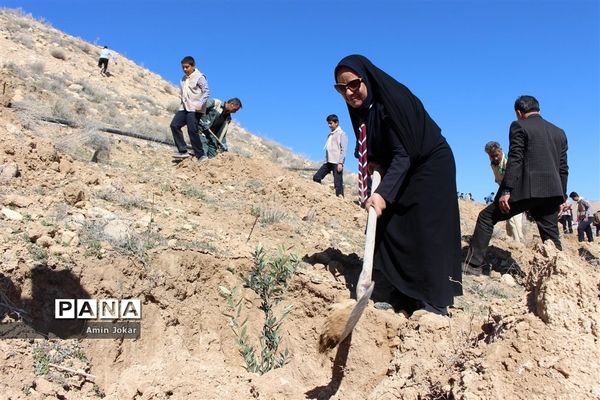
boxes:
[333,170,381,345]
[337,282,375,343]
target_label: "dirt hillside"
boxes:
[1,9,599,400]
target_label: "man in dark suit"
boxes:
[464,95,568,275]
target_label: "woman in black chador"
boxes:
[334,55,462,315]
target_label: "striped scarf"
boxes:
[357,123,368,206]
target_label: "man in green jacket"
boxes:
[199,98,242,158]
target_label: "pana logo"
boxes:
[55,299,142,319]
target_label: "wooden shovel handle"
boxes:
[356,170,381,299]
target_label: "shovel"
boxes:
[205,128,228,152]
[318,170,381,352]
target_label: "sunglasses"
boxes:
[334,78,363,94]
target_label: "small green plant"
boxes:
[27,244,48,262]
[84,240,103,259]
[250,206,287,226]
[180,186,206,200]
[175,239,217,253]
[219,245,298,375]
[32,340,90,386]
[33,346,50,375]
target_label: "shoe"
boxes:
[374,302,394,311]
[463,262,491,276]
[197,155,208,162]
[173,152,191,159]
[463,264,482,276]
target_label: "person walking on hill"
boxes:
[334,55,462,315]
[557,200,573,234]
[464,96,569,276]
[170,56,210,161]
[569,191,594,242]
[98,46,117,76]
[312,114,348,198]
[594,211,600,236]
[199,98,242,158]
[484,141,524,243]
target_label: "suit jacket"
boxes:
[501,114,568,202]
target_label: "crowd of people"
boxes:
[159,52,594,316]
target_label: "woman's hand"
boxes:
[365,193,386,217]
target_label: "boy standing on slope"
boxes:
[313,114,348,198]
[170,56,210,161]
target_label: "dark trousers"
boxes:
[558,214,573,233]
[313,162,344,196]
[170,110,205,158]
[466,197,563,267]
[202,130,221,158]
[577,217,594,242]
[98,58,108,74]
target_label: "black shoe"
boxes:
[463,262,491,276]
[463,264,483,276]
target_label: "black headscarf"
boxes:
[334,55,443,163]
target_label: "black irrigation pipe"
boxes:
[10,105,175,147]
[11,105,321,170]
[287,167,319,171]
[39,115,175,147]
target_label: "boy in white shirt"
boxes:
[169,56,210,161]
[313,114,348,197]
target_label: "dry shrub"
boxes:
[50,99,71,119]
[163,84,176,95]
[50,48,66,60]
[132,94,156,107]
[166,100,180,113]
[12,32,35,49]
[39,75,68,93]
[82,125,110,152]
[31,61,45,74]
[75,41,93,54]
[76,80,109,103]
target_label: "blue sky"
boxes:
[4,0,599,200]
